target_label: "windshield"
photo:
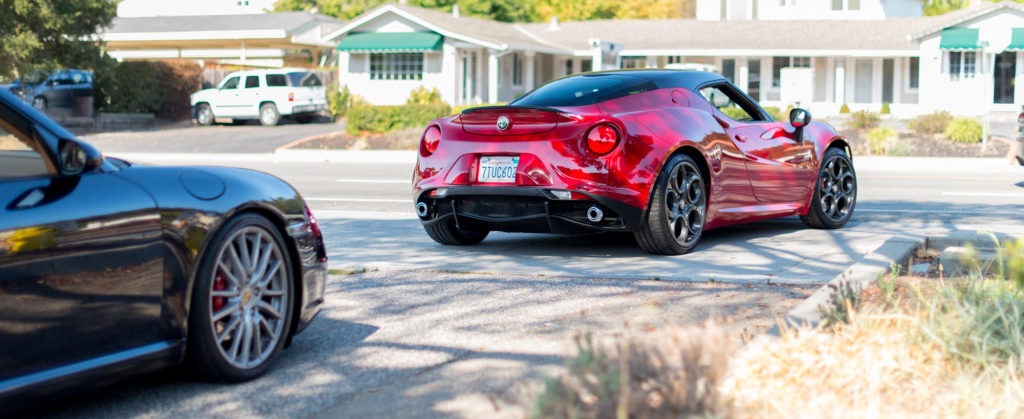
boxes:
[511,73,658,107]
[287,72,322,87]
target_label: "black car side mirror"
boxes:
[58,139,104,176]
[789,108,811,143]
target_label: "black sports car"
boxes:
[0,89,327,410]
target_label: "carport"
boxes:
[99,12,344,69]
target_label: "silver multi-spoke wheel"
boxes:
[664,160,706,247]
[209,226,288,369]
[635,154,707,255]
[189,214,293,382]
[802,147,857,229]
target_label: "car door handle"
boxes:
[734,135,748,143]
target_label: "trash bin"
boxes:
[74,95,94,118]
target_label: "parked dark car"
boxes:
[23,69,94,110]
[0,88,328,411]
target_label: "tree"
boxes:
[922,0,968,16]
[536,0,692,21]
[0,0,117,81]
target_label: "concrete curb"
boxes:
[774,230,1022,334]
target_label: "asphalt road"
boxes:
[80,118,343,153]
[25,122,1024,417]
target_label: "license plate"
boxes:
[477,156,519,183]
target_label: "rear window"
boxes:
[266,74,287,87]
[287,72,322,87]
[511,74,658,107]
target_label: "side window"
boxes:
[0,122,50,179]
[266,74,287,87]
[698,83,767,122]
[245,75,260,89]
[221,77,240,90]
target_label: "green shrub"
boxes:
[762,105,784,121]
[719,105,750,121]
[908,111,953,136]
[848,110,880,131]
[346,102,452,135]
[839,103,850,114]
[406,86,445,105]
[865,127,897,155]
[328,84,354,118]
[93,59,200,120]
[944,117,982,144]
[98,61,162,114]
[880,102,891,115]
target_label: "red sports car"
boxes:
[412,70,856,255]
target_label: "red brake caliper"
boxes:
[212,273,227,312]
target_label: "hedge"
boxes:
[346,102,452,135]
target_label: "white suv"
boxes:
[190,69,328,126]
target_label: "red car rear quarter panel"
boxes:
[599,89,757,228]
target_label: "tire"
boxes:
[187,214,294,382]
[32,96,47,110]
[423,219,489,245]
[195,103,214,126]
[801,147,857,229]
[634,154,707,255]
[259,103,280,126]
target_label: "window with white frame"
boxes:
[512,53,523,86]
[370,53,424,80]
[667,56,683,65]
[832,0,860,10]
[621,56,647,69]
[947,51,977,81]
[907,57,919,90]
[772,56,811,87]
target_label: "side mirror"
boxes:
[58,139,104,176]
[789,108,812,143]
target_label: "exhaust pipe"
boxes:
[586,206,604,223]
[415,202,430,217]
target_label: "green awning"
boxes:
[939,28,981,50]
[336,32,443,53]
[1007,28,1024,51]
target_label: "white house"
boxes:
[324,1,1024,118]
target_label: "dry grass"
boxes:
[532,240,1024,418]
[530,323,736,418]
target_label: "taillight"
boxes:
[1018,112,1024,124]
[421,126,441,156]
[288,92,295,102]
[305,204,327,262]
[585,124,620,155]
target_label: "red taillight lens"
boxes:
[421,126,441,156]
[288,92,295,102]
[586,124,620,155]
[305,204,327,262]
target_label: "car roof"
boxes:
[572,69,726,91]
